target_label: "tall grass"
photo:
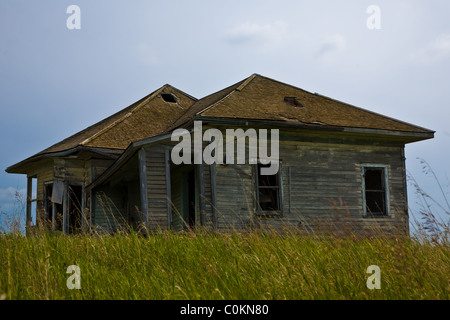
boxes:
[408,158,450,244]
[0,229,448,300]
[0,159,448,300]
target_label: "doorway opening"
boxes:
[68,185,83,234]
[186,168,196,229]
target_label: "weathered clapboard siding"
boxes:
[144,145,170,231]
[143,140,215,231]
[92,185,128,233]
[35,165,54,222]
[279,140,406,215]
[54,158,87,185]
[88,152,142,232]
[89,159,116,182]
[214,164,255,231]
[212,127,409,235]
[87,125,409,235]
[202,164,214,230]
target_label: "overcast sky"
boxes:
[1,0,449,230]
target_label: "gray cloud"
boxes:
[316,34,346,60]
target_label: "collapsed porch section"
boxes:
[89,142,217,233]
[21,148,120,234]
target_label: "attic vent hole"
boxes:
[284,97,303,107]
[161,93,177,103]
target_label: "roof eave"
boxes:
[86,116,434,191]
[176,116,434,143]
[5,146,123,174]
[86,132,176,191]
[342,127,435,143]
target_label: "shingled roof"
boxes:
[167,74,434,135]
[7,73,434,174]
[6,85,197,173]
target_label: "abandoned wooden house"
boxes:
[6,74,434,235]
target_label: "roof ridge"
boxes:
[80,86,165,146]
[35,88,158,155]
[235,73,258,92]
[253,73,315,95]
[162,76,249,131]
[195,74,257,116]
[163,84,199,102]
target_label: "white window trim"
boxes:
[361,164,390,217]
[254,161,283,216]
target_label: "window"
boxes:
[44,182,63,230]
[44,183,53,220]
[284,96,303,107]
[362,165,389,216]
[43,182,82,233]
[67,185,83,234]
[255,163,282,215]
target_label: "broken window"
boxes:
[68,185,83,234]
[362,165,388,216]
[51,180,64,204]
[284,97,303,107]
[255,163,282,215]
[44,183,53,221]
[44,182,63,230]
[161,93,177,103]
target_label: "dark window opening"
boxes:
[44,184,53,221]
[187,169,196,229]
[68,185,83,234]
[161,93,177,103]
[364,167,387,216]
[284,97,303,107]
[256,163,281,213]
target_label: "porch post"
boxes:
[63,181,68,234]
[52,202,56,231]
[164,148,172,230]
[138,148,149,229]
[26,176,32,234]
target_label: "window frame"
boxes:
[254,162,283,217]
[361,164,390,217]
[43,181,63,231]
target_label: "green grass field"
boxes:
[0,230,448,300]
